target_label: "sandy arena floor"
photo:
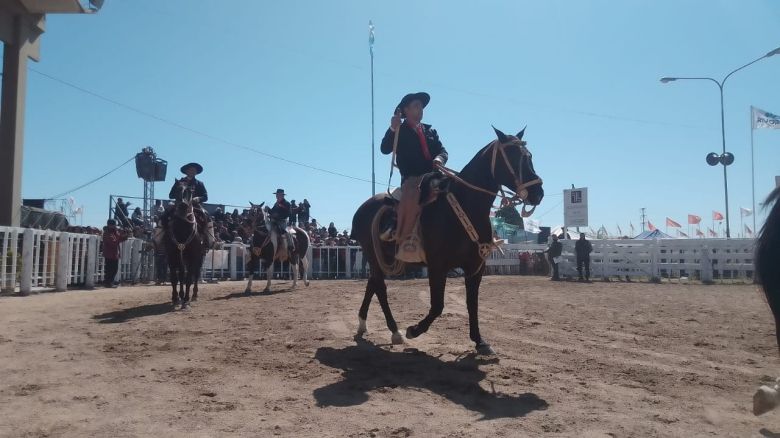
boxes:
[1,276,779,437]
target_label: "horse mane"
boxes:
[756,186,780,350]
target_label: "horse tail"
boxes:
[294,226,310,284]
[756,186,780,351]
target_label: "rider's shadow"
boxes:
[313,338,548,420]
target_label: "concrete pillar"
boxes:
[55,232,70,291]
[20,228,33,294]
[0,13,43,227]
[85,235,97,289]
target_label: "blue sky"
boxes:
[15,0,780,236]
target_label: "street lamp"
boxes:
[660,46,780,238]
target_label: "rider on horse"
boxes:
[269,188,295,253]
[154,162,216,249]
[380,92,448,263]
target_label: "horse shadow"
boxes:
[313,338,548,420]
[760,428,780,438]
[211,287,297,301]
[93,302,172,323]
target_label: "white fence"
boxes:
[0,225,757,294]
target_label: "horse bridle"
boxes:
[170,184,198,251]
[438,138,543,217]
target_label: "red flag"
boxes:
[688,214,701,225]
[648,221,656,231]
[712,211,724,221]
[708,228,717,237]
[696,229,705,237]
[666,217,682,228]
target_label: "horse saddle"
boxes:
[382,171,450,207]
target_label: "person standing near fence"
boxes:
[102,219,129,288]
[545,234,563,281]
[575,233,593,282]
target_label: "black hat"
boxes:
[273,189,286,195]
[396,92,430,115]
[180,162,203,174]
[107,219,117,226]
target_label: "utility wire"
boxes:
[48,155,136,199]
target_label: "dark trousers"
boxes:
[577,256,590,280]
[549,256,559,280]
[104,259,119,286]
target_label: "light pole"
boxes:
[660,47,780,238]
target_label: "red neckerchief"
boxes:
[407,121,432,161]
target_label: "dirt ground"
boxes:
[1,276,780,437]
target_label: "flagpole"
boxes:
[750,106,757,234]
[369,20,376,196]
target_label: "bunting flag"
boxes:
[696,229,705,238]
[630,222,635,233]
[688,214,701,225]
[745,224,753,237]
[616,224,622,235]
[752,106,780,130]
[648,221,656,231]
[712,211,724,221]
[666,217,682,228]
[740,207,753,217]
[708,228,717,237]
[678,230,689,238]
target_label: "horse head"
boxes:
[174,180,196,222]
[247,202,269,232]
[488,126,544,216]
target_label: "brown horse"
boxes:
[242,204,310,293]
[351,127,543,354]
[165,184,205,310]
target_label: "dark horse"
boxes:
[752,186,780,414]
[351,127,544,354]
[242,203,310,293]
[165,184,205,309]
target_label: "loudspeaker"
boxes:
[135,153,156,180]
[537,226,551,244]
[153,159,167,182]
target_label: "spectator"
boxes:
[328,222,338,238]
[213,206,225,223]
[153,200,165,225]
[131,207,144,227]
[289,200,298,226]
[575,233,593,282]
[545,234,563,281]
[298,199,311,226]
[102,219,129,288]
[114,198,131,227]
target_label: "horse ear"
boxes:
[249,201,256,208]
[259,202,265,208]
[516,126,526,140]
[492,126,508,143]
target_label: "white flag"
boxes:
[740,207,752,217]
[752,106,780,129]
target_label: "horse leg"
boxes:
[371,274,403,344]
[263,260,274,293]
[170,268,179,307]
[465,269,495,355]
[245,257,256,294]
[406,268,446,339]
[301,256,310,287]
[291,256,299,289]
[192,262,200,302]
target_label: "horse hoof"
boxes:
[405,326,419,339]
[391,331,405,345]
[476,342,496,356]
[244,289,251,295]
[262,288,270,294]
[304,281,310,287]
[192,296,198,302]
[356,318,367,336]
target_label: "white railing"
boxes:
[0,225,757,294]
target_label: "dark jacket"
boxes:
[298,202,310,220]
[547,240,563,258]
[102,228,129,260]
[575,239,593,259]
[380,122,448,180]
[270,199,291,223]
[169,177,208,203]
